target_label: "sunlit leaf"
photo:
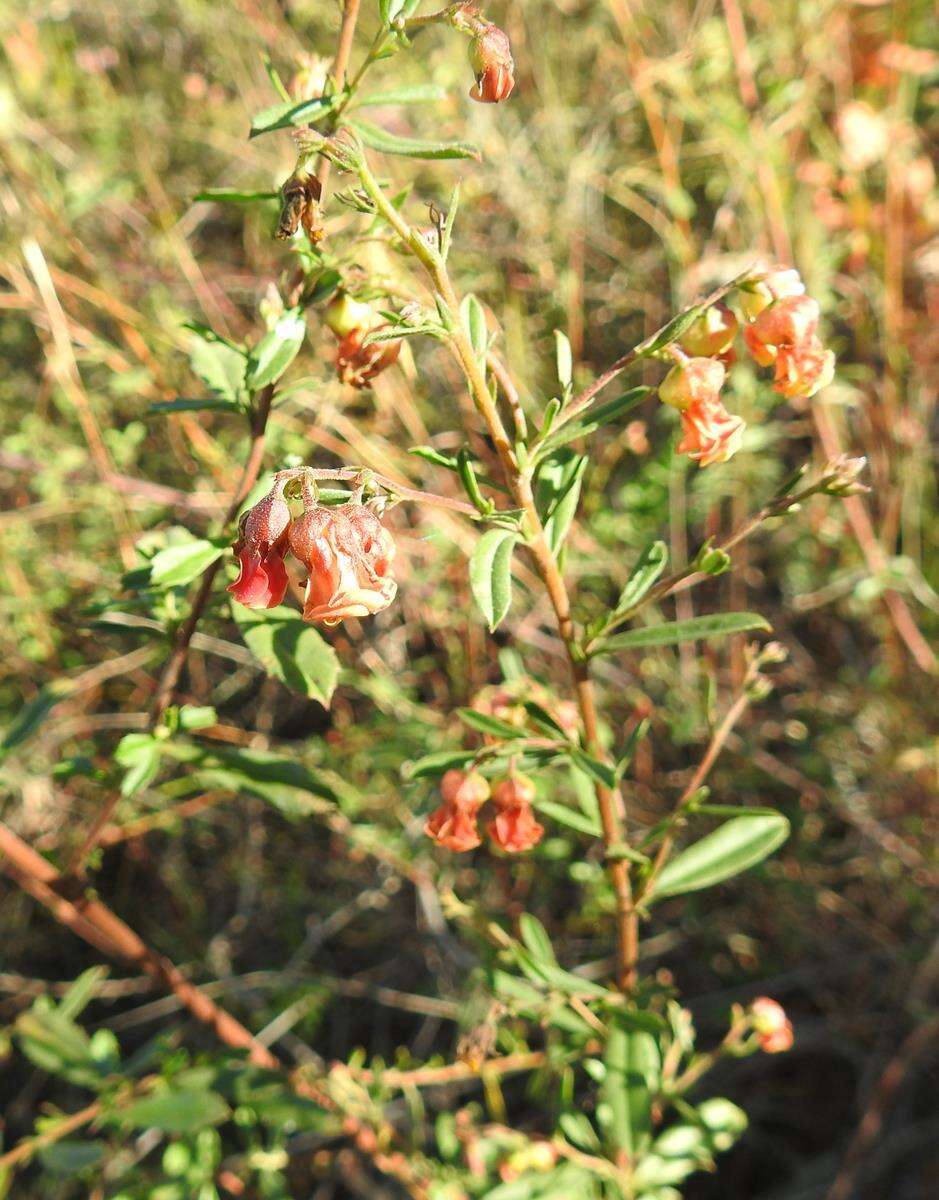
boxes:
[650,812,790,900]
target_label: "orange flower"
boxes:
[677,397,746,467]
[335,326,402,389]
[659,357,745,467]
[739,265,806,320]
[424,769,490,852]
[680,304,739,359]
[488,775,544,854]
[288,502,396,627]
[468,24,515,103]
[743,296,834,399]
[750,997,794,1054]
[227,487,291,610]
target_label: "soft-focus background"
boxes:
[1,1,937,1197]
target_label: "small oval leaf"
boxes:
[651,812,790,900]
[469,530,519,631]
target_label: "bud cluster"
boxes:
[228,480,397,627]
[424,770,544,854]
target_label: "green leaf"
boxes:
[534,798,602,837]
[541,386,650,451]
[168,744,341,818]
[568,747,618,791]
[233,605,339,707]
[554,330,573,389]
[640,304,706,355]
[599,1022,659,1158]
[350,119,480,161]
[249,96,335,138]
[58,968,107,1022]
[536,451,587,556]
[401,749,476,780]
[595,612,770,656]
[187,332,247,402]
[149,539,225,588]
[38,1140,105,1175]
[615,541,668,615]
[0,683,70,763]
[114,733,162,797]
[194,188,279,204]
[650,812,790,900]
[460,294,488,361]
[123,1089,229,1133]
[469,529,519,632]
[456,708,525,740]
[147,397,241,415]
[355,83,448,106]
[246,309,306,391]
[518,915,557,966]
[558,1112,601,1152]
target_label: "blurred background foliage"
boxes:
[0,0,937,1197]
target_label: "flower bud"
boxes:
[659,357,726,412]
[488,775,544,854]
[680,304,739,359]
[335,327,402,389]
[749,997,793,1053]
[323,292,374,338]
[739,265,806,320]
[468,24,515,103]
[425,769,489,853]
[228,488,292,610]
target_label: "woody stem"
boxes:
[356,154,638,990]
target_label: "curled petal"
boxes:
[677,397,746,467]
[227,546,289,609]
[424,800,481,852]
[772,339,835,399]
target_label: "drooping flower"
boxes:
[228,487,291,610]
[739,265,807,320]
[288,502,397,627]
[424,769,490,852]
[680,304,739,360]
[322,292,402,389]
[659,357,745,467]
[335,327,402,389]
[468,24,515,103]
[743,295,835,399]
[488,775,544,854]
[749,997,794,1054]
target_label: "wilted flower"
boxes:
[750,997,794,1053]
[336,327,403,389]
[739,265,806,320]
[680,304,739,359]
[468,24,515,103]
[425,769,490,852]
[488,775,544,854]
[659,357,745,467]
[322,292,403,388]
[276,165,324,243]
[228,486,291,609]
[288,502,397,627]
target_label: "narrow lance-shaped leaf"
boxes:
[594,612,770,656]
[354,83,448,106]
[249,96,335,138]
[649,812,790,900]
[246,309,306,391]
[615,541,668,615]
[460,294,488,362]
[600,1020,660,1158]
[469,530,519,631]
[350,119,480,161]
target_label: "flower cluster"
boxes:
[228,482,396,627]
[323,292,402,389]
[424,770,544,854]
[658,266,835,467]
